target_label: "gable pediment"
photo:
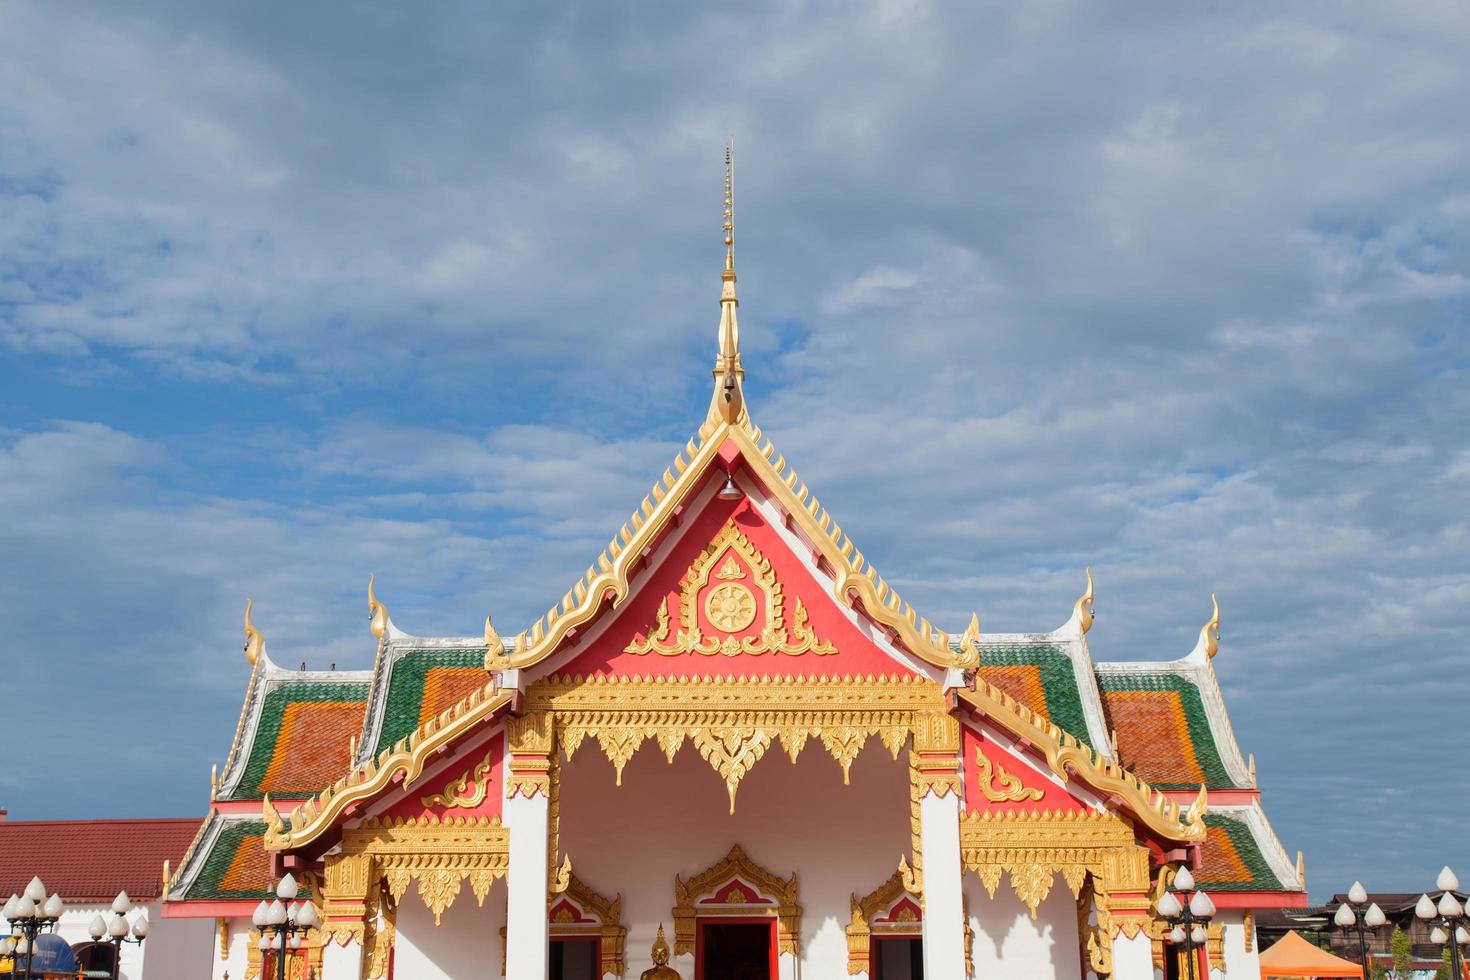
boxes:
[535,482,932,681]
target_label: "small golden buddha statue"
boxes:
[640,924,682,980]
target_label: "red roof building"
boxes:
[0,816,201,903]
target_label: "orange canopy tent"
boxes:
[1258,930,1365,978]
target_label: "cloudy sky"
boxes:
[2,1,1467,897]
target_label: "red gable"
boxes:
[544,488,925,681]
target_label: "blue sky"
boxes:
[1,1,1467,898]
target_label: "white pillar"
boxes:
[505,792,549,980]
[320,938,364,979]
[919,791,966,980]
[1110,928,1157,980]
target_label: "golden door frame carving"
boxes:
[845,866,920,975]
[844,867,974,977]
[548,873,627,978]
[673,845,801,958]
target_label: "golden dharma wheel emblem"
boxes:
[705,582,756,633]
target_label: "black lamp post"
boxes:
[2,876,66,980]
[86,890,149,979]
[1416,867,1469,980]
[252,873,320,980]
[1331,881,1385,980]
[1158,865,1215,980]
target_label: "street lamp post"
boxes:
[1158,865,1215,980]
[1,877,66,980]
[86,890,150,980]
[1331,881,1386,980]
[252,874,320,980]
[1416,867,1469,980]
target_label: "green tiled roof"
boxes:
[977,642,1093,749]
[233,680,370,800]
[178,820,272,901]
[1095,670,1233,789]
[374,649,488,755]
[1200,813,1289,891]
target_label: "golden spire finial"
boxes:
[723,141,736,278]
[243,599,265,666]
[710,139,745,425]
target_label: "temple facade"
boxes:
[162,163,1306,979]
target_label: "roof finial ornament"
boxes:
[1199,592,1220,659]
[243,599,265,666]
[710,139,745,426]
[368,574,390,640]
[1073,567,1096,635]
[483,614,505,670]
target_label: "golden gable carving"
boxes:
[625,520,836,657]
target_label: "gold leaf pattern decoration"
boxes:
[418,748,495,809]
[975,747,1045,803]
[625,520,837,657]
[692,728,774,813]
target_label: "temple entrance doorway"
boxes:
[871,937,923,979]
[697,920,775,980]
[549,937,598,980]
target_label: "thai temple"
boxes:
[162,155,1307,980]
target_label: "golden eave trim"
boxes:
[262,685,514,852]
[725,422,978,671]
[481,414,977,676]
[490,418,729,670]
[954,685,1207,845]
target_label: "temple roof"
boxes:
[355,631,493,767]
[213,631,371,803]
[0,818,199,903]
[167,813,273,903]
[168,165,1304,905]
[1094,605,1254,792]
[1198,803,1303,892]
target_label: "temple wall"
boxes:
[559,739,912,979]
[212,915,252,980]
[131,902,215,978]
[1216,910,1259,980]
[964,871,1082,980]
[395,872,509,980]
[43,902,211,979]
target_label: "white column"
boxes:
[320,938,364,979]
[505,791,550,980]
[1109,928,1157,980]
[919,791,966,980]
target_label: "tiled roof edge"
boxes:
[216,654,373,802]
[165,812,226,902]
[1213,801,1303,892]
[977,628,1113,758]
[1093,655,1253,789]
[355,636,490,768]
